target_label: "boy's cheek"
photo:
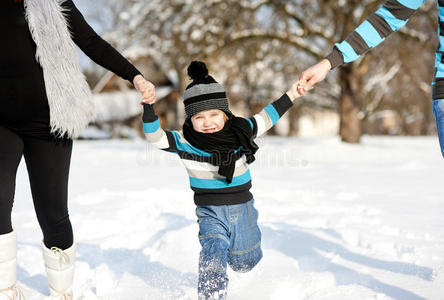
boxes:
[193,123,204,132]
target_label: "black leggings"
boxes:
[0,125,73,250]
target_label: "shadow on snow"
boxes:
[262,224,432,300]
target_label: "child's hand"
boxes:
[134,75,156,104]
[286,80,309,101]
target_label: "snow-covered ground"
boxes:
[12,136,444,299]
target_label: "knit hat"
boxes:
[183,61,231,118]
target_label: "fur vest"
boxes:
[24,0,94,138]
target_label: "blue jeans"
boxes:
[196,199,263,300]
[433,99,444,158]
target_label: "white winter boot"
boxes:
[42,242,76,300]
[0,230,24,300]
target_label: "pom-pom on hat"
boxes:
[183,61,231,118]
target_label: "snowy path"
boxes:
[12,136,444,299]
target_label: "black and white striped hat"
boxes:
[183,61,231,118]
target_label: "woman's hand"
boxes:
[133,75,156,104]
[298,59,332,94]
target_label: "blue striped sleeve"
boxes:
[142,104,179,153]
[327,0,425,68]
[253,94,294,137]
[397,0,425,10]
[355,20,385,48]
[335,41,360,63]
[264,104,280,125]
[375,6,408,31]
[143,119,160,133]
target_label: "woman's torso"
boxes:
[0,0,50,128]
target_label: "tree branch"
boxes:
[209,30,324,60]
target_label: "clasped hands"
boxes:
[133,74,156,105]
[134,58,332,105]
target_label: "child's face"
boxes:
[191,109,227,133]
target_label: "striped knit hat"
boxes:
[183,61,231,118]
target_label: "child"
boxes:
[142,61,304,299]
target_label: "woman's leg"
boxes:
[23,137,73,250]
[433,99,444,158]
[0,126,24,234]
[228,199,263,273]
[0,126,24,298]
[23,136,76,297]
[196,206,230,300]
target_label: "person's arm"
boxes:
[61,0,141,84]
[248,81,302,137]
[142,104,179,153]
[326,0,426,69]
[299,0,426,90]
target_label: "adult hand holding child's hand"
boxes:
[287,80,308,101]
[133,75,156,104]
[298,58,332,92]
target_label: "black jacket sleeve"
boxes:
[62,0,142,84]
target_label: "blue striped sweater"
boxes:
[143,94,294,206]
[326,0,444,100]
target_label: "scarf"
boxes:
[24,0,95,138]
[183,115,259,184]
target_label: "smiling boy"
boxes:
[142,61,303,299]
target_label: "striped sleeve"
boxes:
[326,0,426,68]
[142,104,178,152]
[248,93,293,137]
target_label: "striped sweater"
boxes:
[143,94,294,206]
[326,0,444,100]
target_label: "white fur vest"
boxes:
[24,0,95,138]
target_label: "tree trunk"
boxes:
[338,66,362,143]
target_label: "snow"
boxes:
[12,136,444,299]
